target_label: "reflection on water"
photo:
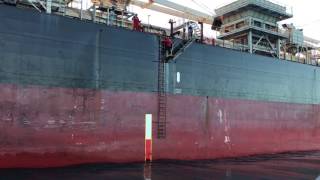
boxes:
[1,151,320,180]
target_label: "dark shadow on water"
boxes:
[1,151,320,180]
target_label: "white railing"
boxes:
[204,38,249,52]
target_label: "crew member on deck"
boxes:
[212,38,216,46]
[109,6,117,26]
[188,24,193,39]
[132,14,142,31]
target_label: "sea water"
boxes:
[1,151,320,180]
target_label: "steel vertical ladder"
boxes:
[157,37,167,139]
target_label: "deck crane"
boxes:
[90,0,213,24]
[129,0,213,24]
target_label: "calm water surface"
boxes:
[1,151,320,180]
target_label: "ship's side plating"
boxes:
[0,5,320,168]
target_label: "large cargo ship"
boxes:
[1,0,320,168]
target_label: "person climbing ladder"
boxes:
[163,36,173,59]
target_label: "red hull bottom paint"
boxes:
[0,84,320,168]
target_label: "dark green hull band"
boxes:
[1,5,320,104]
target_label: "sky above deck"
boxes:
[127,0,320,40]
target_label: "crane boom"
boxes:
[130,0,213,24]
[90,0,213,24]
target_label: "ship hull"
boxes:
[1,84,320,168]
[1,5,320,168]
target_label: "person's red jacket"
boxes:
[133,16,140,30]
[163,37,172,48]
